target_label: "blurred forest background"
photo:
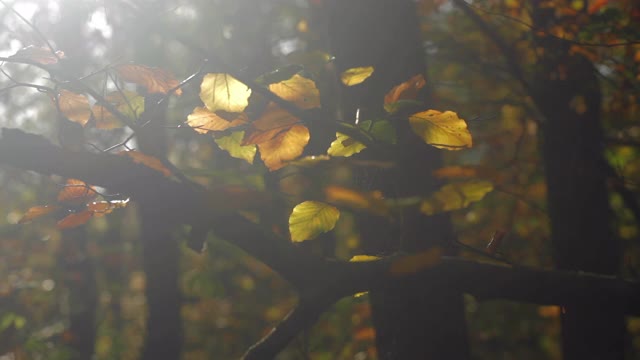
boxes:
[0,0,638,359]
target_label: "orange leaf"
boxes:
[384,74,426,112]
[588,0,608,13]
[354,327,376,341]
[115,64,181,95]
[57,90,92,126]
[19,205,60,224]
[57,210,94,230]
[389,247,443,276]
[119,151,172,177]
[325,186,390,217]
[57,179,97,205]
[258,124,310,171]
[186,107,247,133]
[9,45,64,65]
[92,91,145,129]
[268,74,320,110]
[243,103,301,145]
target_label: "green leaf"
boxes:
[289,201,340,242]
[340,66,374,86]
[364,119,396,144]
[420,181,493,215]
[215,131,257,164]
[327,132,367,157]
[409,110,472,150]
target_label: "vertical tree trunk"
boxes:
[530,8,625,357]
[325,1,470,358]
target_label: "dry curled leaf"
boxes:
[384,74,426,113]
[115,64,182,95]
[56,90,92,126]
[57,179,97,205]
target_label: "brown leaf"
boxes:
[186,107,247,134]
[119,151,172,177]
[86,200,129,217]
[268,74,320,110]
[115,64,181,95]
[92,91,145,129]
[383,74,426,112]
[57,90,92,126]
[19,205,60,224]
[57,179,97,205]
[258,124,310,171]
[9,45,64,65]
[325,186,390,217]
[57,210,94,230]
[243,103,301,145]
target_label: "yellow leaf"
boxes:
[389,248,443,276]
[327,133,366,157]
[289,201,340,242]
[384,74,426,113]
[420,181,493,215]
[409,110,472,150]
[119,150,172,177]
[340,66,374,86]
[57,90,92,126]
[349,255,381,262]
[325,186,390,217]
[214,131,256,164]
[115,64,181,95]
[187,107,247,133]
[269,74,320,110]
[258,124,310,171]
[200,73,251,113]
[19,205,60,224]
[92,91,145,129]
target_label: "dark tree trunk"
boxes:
[531,6,625,358]
[326,1,470,358]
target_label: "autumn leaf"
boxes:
[92,91,145,129]
[86,200,129,217]
[214,131,256,164]
[19,205,60,224]
[56,90,92,126]
[409,110,472,150]
[119,151,172,177]
[341,66,374,86]
[9,45,64,65]
[325,186,390,217]
[289,201,340,242]
[257,124,310,171]
[256,65,303,85]
[384,74,426,113]
[433,165,505,183]
[420,180,493,215]
[327,133,366,157]
[187,107,247,134]
[349,255,381,262]
[200,73,251,113]
[57,210,94,230]
[389,248,443,276]
[243,103,301,144]
[269,74,320,110]
[57,179,97,205]
[115,64,181,95]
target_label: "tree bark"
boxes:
[325,1,470,358]
[531,7,626,358]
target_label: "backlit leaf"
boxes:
[19,205,60,224]
[256,65,303,85]
[57,90,92,126]
[86,200,129,217]
[389,248,443,275]
[257,124,310,171]
[214,131,256,164]
[341,66,374,86]
[420,181,493,215]
[57,210,94,229]
[327,133,366,157]
[244,103,301,144]
[384,74,426,113]
[9,45,64,65]
[57,179,97,205]
[200,73,251,113]
[409,110,472,150]
[119,150,172,177]
[115,64,181,95]
[349,255,381,262]
[269,74,320,110]
[187,107,247,134]
[325,186,390,217]
[92,91,145,129]
[289,201,340,242]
